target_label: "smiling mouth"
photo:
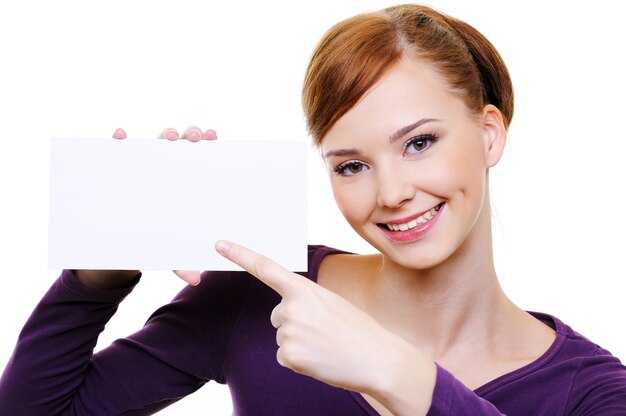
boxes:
[379,203,444,231]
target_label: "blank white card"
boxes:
[48,138,307,271]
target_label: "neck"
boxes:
[366,198,515,359]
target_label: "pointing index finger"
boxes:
[215,240,302,296]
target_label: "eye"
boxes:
[332,160,370,176]
[403,134,438,156]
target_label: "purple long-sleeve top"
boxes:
[1,245,625,415]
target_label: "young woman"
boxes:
[1,4,625,415]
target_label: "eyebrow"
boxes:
[389,118,441,144]
[323,148,362,158]
[323,117,441,159]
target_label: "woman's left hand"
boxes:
[215,240,416,395]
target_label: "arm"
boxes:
[216,240,506,416]
[0,126,222,414]
[0,270,205,415]
[0,267,246,415]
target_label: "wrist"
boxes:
[367,335,436,416]
[74,269,140,290]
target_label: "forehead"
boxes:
[321,55,468,149]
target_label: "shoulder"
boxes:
[308,245,382,302]
[480,312,626,413]
[304,245,352,280]
[534,312,626,413]
[532,312,623,363]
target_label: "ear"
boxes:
[481,104,507,168]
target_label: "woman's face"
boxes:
[321,55,505,270]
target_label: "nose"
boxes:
[375,164,416,208]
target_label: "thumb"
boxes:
[174,270,202,286]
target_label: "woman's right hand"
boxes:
[76,126,217,289]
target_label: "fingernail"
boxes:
[202,129,217,140]
[215,240,230,255]
[164,129,179,141]
[113,128,126,139]
[187,129,201,142]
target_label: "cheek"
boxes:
[441,138,488,214]
[419,137,487,206]
[331,179,374,225]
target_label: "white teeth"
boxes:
[385,204,441,232]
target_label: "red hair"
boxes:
[302,4,514,145]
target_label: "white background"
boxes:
[0,1,624,414]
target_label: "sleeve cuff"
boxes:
[425,364,455,415]
[426,364,503,415]
[61,269,141,303]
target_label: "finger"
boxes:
[215,240,303,296]
[270,304,282,329]
[201,129,217,140]
[276,347,288,368]
[181,125,202,142]
[158,128,179,141]
[112,128,127,140]
[276,327,283,346]
[173,270,202,286]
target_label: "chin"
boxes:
[356,225,456,271]
[384,242,455,271]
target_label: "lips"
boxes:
[382,203,443,231]
[377,203,444,243]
